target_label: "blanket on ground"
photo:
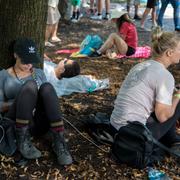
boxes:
[55,46,151,59]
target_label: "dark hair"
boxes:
[8,40,17,67]
[116,13,134,30]
[60,60,80,78]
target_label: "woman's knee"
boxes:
[39,82,56,96]
[110,33,119,39]
[20,80,38,96]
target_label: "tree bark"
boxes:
[59,0,68,20]
[0,0,48,68]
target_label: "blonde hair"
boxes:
[151,26,180,58]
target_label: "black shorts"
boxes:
[146,0,157,8]
[126,46,136,56]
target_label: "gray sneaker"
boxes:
[90,14,102,20]
[16,127,41,159]
[103,14,110,20]
[51,131,73,165]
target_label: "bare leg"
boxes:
[140,8,151,28]
[97,0,102,14]
[90,0,94,9]
[51,22,59,39]
[134,4,139,16]
[99,33,128,55]
[45,24,53,42]
[105,0,110,14]
[151,7,157,26]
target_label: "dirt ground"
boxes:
[0,18,180,179]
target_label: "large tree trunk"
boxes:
[59,0,68,20]
[0,0,48,68]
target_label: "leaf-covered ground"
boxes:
[0,17,180,180]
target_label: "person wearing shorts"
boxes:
[127,0,141,20]
[71,0,81,22]
[90,10,138,58]
[45,0,61,47]
[90,0,111,20]
[140,0,158,29]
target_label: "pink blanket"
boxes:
[117,46,151,59]
[55,46,151,59]
[56,49,79,54]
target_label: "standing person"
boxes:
[70,0,81,22]
[158,0,180,32]
[89,0,95,15]
[110,27,180,154]
[45,0,61,47]
[127,0,141,20]
[0,38,73,165]
[90,0,110,20]
[140,0,158,29]
[90,9,138,57]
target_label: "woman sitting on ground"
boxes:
[91,9,138,58]
[109,27,180,153]
[0,38,72,165]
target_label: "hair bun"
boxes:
[151,26,163,42]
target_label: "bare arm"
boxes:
[155,90,180,123]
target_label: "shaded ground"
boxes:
[0,17,180,180]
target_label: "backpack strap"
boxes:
[128,121,180,158]
[0,114,5,143]
[0,125,5,143]
[152,136,180,158]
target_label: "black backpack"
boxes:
[111,121,180,169]
[0,114,16,156]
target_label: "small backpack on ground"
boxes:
[79,35,103,56]
[82,112,114,145]
[111,121,180,169]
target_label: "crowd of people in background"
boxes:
[45,0,180,49]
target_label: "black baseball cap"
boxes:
[14,38,41,64]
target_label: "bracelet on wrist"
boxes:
[174,94,180,99]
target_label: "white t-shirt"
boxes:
[110,60,175,130]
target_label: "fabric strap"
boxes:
[128,121,180,158]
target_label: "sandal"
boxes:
[50,37,61,43]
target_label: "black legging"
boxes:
[146,102,180,146]
[5,80,62,135]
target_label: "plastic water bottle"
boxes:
[148,167,165,180]
[87,82,97,93]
